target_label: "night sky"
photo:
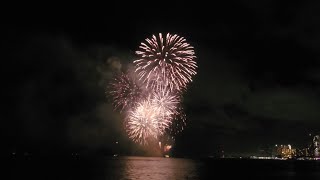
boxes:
[2,1,320,157]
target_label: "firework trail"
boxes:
[107,72,142,112]
[134,33,197,91]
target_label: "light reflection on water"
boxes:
[104,156,200,180]
[9,156,320,179]
[101,157,320,179]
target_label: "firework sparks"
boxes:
[125,100,162,145]
[125,89,180,145]
[107,32,197,146]
[150,88,180,135]
[167,106,187,136]
[134,33,197,91]
[151,87,180,117]
[107,72,142,112]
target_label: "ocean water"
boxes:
[8,156,320,179]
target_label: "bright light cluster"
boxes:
[108,33,197,145]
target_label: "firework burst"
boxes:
[151,87,180,117]
[107,32,197,146]
[125,100,162,145]
[125,89,180,145]
[107,72,142,112]
[134,33,197,91]
[150,88,180,135]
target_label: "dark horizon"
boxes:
[2,1,320,158]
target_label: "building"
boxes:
[273,144,296,159]
[313,135,320,158]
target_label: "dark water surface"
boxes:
[8,156,320,179]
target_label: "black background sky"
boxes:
[2,1,320,157]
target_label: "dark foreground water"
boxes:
[8,156,320,179]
